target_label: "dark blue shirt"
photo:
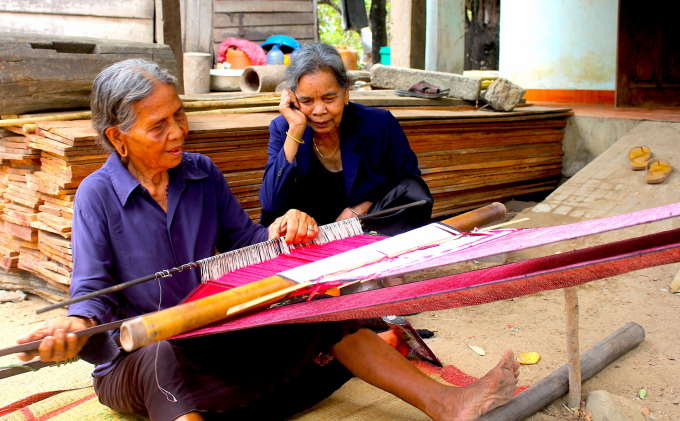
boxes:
[67,152,269,375]
[259,103,420,224]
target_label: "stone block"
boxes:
[482,78,526,111]
[586,390,645,421]
[370,64,482,101]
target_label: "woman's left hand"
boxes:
[269,209,319,244]
[336,201,373,222]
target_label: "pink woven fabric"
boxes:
[174,221,680,339]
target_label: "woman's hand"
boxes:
[279,89,307,131]
[16,316,95,362]
[336,201,373,222]
[269,209,319,244]
[280,89,308,164]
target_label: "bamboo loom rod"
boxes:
[184,106,280,115]
[0,97,280,128]
[0,111,92,127]
[36,201,431,314]
[564,287,582,409]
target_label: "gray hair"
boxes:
[91,59,177,154]
[284,42,348,92]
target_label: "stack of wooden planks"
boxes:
[0,127,42,274]
[23,121,107,291]
[0,104,571,301]
[395,108,570,217]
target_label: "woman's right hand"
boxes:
[16,316,94,362]
[279,89,307,131]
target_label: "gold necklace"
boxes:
[313,138,340,159]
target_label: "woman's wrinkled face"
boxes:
[120,82,189,172]
[294,70,349,135]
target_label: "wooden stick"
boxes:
[564,286,582,409]
[181,95,280,109]
[185,106,280,116]
[481,218,530,231]
[477,322,645,421]
[0,112,91,127]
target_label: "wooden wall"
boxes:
[0,0,154,43]
[212,0,318,56]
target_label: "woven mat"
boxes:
[0,361,527,421]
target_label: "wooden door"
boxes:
[616,0,680,107]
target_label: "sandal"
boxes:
[629,146,651,170]
[645,159,673,184]
[395,80,450,99]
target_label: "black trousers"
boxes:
[362,174,434,236]
[93,322,359,421]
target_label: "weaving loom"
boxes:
[5,202,680,357]
[118,201,680,350]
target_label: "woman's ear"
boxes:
[105,126,128,158]
[344,81,350,105]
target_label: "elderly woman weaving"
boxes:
[16,59,519,421]
[260,43,434,236]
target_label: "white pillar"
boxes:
[424,0,465,74]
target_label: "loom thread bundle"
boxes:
[198,217,364,282]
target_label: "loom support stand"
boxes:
[476,322,645,421]
[564,286,581,410]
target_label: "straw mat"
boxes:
[0,361,527,421]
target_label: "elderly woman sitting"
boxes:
[16,59,519,421]
[259,43,434,236]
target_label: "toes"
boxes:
[496,349,515,370]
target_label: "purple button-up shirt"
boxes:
[67,152,269,375]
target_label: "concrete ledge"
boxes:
[370,64,482,101]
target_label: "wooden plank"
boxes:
[0,33,177,114]
[0,13,154,43]
[213,25,315,43]
[214,1,314,13]
[213,12,315,27]
[1,0,154,19]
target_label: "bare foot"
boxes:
[430,349,520,421]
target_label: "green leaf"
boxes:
[639,388,647,399]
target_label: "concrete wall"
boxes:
[562,116,641,177]
[499,0,618,90]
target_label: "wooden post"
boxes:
[564,286,582,409]
[390,0,426,69]
[161,0,185,94]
